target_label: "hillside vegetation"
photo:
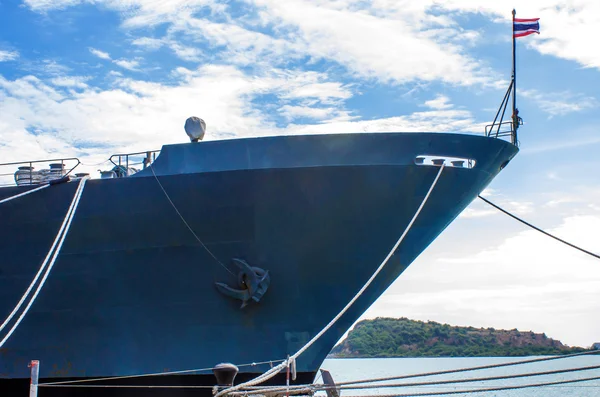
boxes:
[330,318,588,357]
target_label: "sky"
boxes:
[0,1,599,348]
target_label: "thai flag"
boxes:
[513,18,540,38]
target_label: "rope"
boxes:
[338,375,600,397]
[215,164,446,397]
[224,362,600,395]
[0,178,87,348]
[478,195,600,260]
[47,376,600,397]
[335,349,600,386]
[231,346,600,396]
[36,358,600,392]
[0,184,50,205]
[0,179,85,336]
[40,385,217,389]
[38,366,600,392]
[0,181,87,336]
[331,364,600,391]
[39,359,285,386]
[149,164,235,276]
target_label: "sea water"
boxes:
[319,356,600,396]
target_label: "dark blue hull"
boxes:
[0,133,518,395]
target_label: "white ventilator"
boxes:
[185,117,206,142]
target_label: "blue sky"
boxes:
[1,1,600,347]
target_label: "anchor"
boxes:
[215,259,270,309]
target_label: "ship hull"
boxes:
[0,133,518,395]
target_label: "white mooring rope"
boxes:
[335,349,600,386]
[0,177,87,348]
[0,184,50,205]
[215,164,446,397]
[38,359,286,386]
[0,180,85,334]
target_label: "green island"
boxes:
[329,317,589,358]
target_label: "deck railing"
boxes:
[484,79,521,146]
[0,149,162,187]
[0,158,81,187]
[485,121,516,139]
[108,150,161,172]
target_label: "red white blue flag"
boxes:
[513,18,540,38]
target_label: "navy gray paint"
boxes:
[0,132,518,395]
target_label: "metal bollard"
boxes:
[213,363,239,386]
[212,363,239,395]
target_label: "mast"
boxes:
[512,9,517,145]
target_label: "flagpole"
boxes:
[512,8,517,144]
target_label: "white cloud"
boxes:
[275,71,353,104]
[89,47,111,60]
[525,3,600,70]
[363,211,600,347]
[0,50,19,62]
[23,0,499,86]
[113,59,140,71]
[480,187,497,197]
[131,37,165,50]
[39,60,71,75]
[0,75,63,101]
[541,187,600,211]
[419,1,600,72]
[0,61,484,183]
[282,84,351,103]
[250,0,494,86]
[459,195,533,219]
[116,0,223,28]
[23,0,81,11]
[170,17,306,67]
[545,197,578,208]
[280,105,335,121]
[286,109,477,135]
[25,0,221,22]
[132,37,203,62]
[523,134,600,155]
[0,65,350,158]
[88,48,140,70]
[424,94,453,110]
[169,43,203,62]
[50,76,89,88]
[24,0,600,80]
[503,200,534,216]
[279,105,355,122]
[521,89,597,117]
[459,207,497,219]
